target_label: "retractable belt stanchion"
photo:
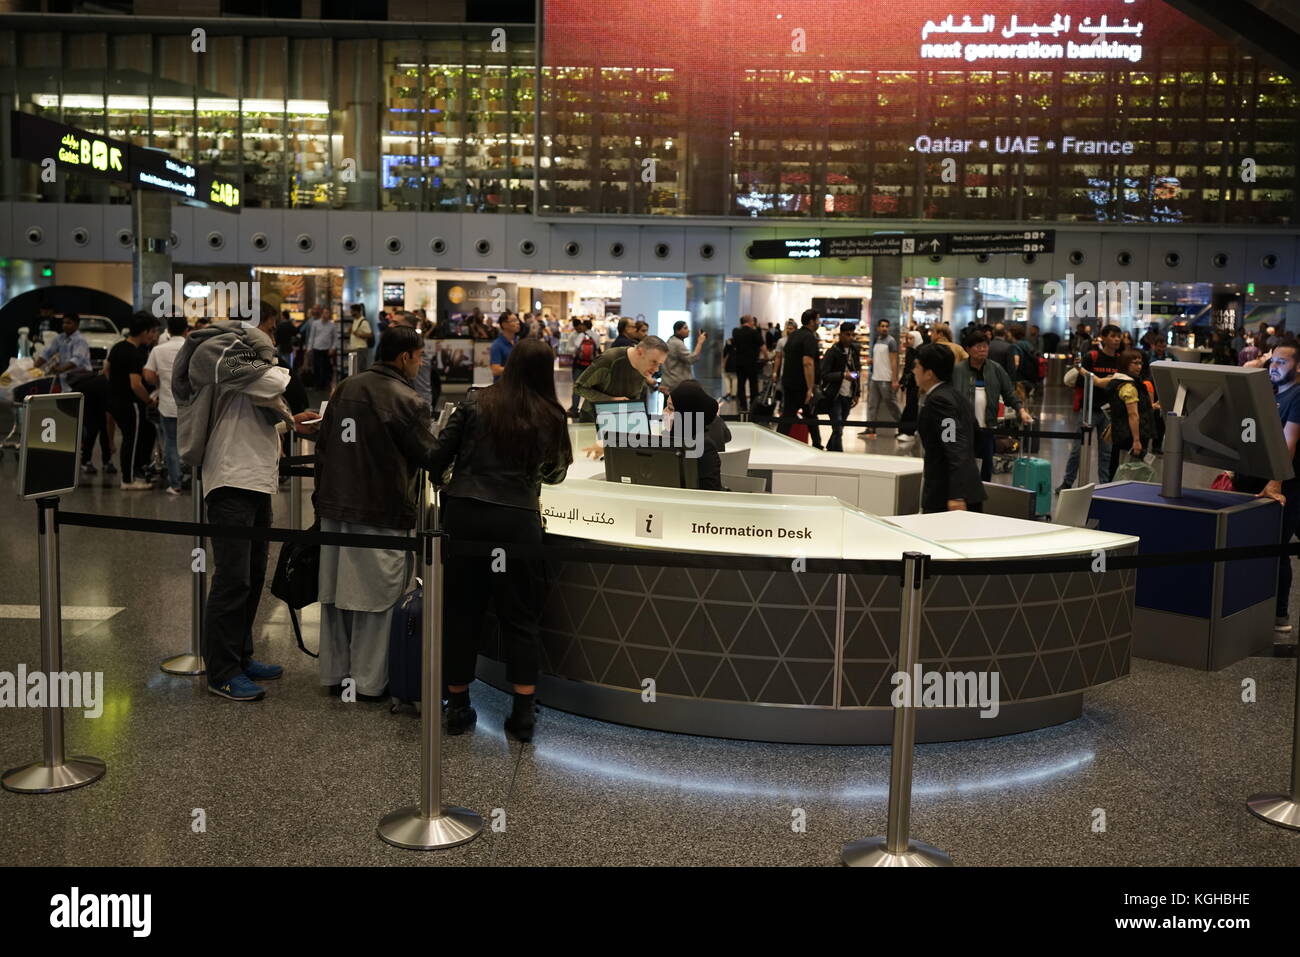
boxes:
[842,552,952,867]
[1078,372,1095,486]
[378,479,482,850]
[2,498,107,793]
[1246,649,1300,829]
[161,466,205,675]
[289,431,304,531]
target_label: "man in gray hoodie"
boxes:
[174,302,321,701]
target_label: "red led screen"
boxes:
[539,1,1296,223]
[544,0,1210,74]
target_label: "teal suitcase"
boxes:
[1012,456,1052,516]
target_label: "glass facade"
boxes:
[538,0,1300,226]
[0,4,1296,227]
[0,22,536,212]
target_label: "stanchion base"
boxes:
[2,757,106,794]
[841,836,953,867]
[377,805,483,850]
[160,654,205,676]
[1246,793,1300,831]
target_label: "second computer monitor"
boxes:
[603,438,700,490]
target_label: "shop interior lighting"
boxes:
[34,94,330,115]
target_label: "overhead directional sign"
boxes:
[131,145,241,210]
[10,110,241,211]
[747,229,1054,260]
[10,110,127,182]
[945,230,1055,256]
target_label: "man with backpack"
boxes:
[1010,324,1043,408]
[1060,323,1124,492]
[568,317,600,417]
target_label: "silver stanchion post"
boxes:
[1246,650,1300,829]
[162,466,205,675]
[2,498,106,793]
[289,431,304,532]
[346,351,358,378]
[1079,371,1095,485]
[377,527,483,849]
[842,552,951,867]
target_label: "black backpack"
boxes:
[270,524,320,658]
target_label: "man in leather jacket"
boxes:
[312,325,442,700]
[820,321,861,452]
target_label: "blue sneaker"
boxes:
[207,674,266,701]
[244,659,284,681]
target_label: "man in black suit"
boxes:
[731,314,766,411]
[914,342,986,513]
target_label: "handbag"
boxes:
[813,383,832,414]
[750,378,777,417]
[270,521,320,657]
[1210,471,1235,491]
[1112,452,1156,484]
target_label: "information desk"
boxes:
[1088,481,1280,670]
[473,474,1139,745]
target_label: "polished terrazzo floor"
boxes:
[0,382,1297,866]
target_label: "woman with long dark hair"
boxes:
[430,337,572,741]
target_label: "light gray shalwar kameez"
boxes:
[317,517,413,696]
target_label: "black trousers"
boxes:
[203,487,272,684]
[776,385,823,448]
[311,349,333,390]
[442,496,546,688]
[898,383,919,436]
[735,363,760,411]
[569,363,591,415]
[81,386,111,466]
[827,394,853,452]
[974,427,995,482]
[112,402,154,482]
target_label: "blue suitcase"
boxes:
[388,581,423,711]
[1012,456,1052,516]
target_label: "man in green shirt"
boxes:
[575,336,669,422]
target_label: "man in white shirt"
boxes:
[863,318,901,438]
[306,309,339,390]
[187,302,320,701]
[143,315,189,495]
[347,303,374,373]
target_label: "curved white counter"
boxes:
[475,422,1141,744]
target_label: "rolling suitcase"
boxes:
[1012,456,1052,516]
[787,421,810,444]
[388,579,423,712]
[1018,416,1041,455]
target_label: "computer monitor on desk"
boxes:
[1149,361,1294,497]
[594,400,652,439]
[603,437,700,489]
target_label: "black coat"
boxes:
[917,382,987,513]
[819,341,861,402]
[313,363,438,530]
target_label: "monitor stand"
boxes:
[1160,412,1184,499]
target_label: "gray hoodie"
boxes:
[172,321,291,467]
